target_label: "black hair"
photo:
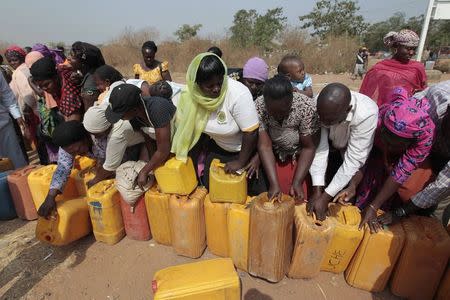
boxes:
[71,41,106,72]
[24,46,32,53]
[52,121,88,147]
[94,65,123,84]
[142,41,158,53]
[195,55,226,84]
[150,81,173,99]
[263,75,293,101]
[0,55,3,64]
[207,46,223,58]
[30,56,57,81]
[317,82,351,107]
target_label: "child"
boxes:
[277,55,313,98]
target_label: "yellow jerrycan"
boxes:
[87,179,125,245]
[204,195,231,257]
[227,197,252,271]
[36,197,92,246]
[248,193,295,283]
[169,187,208,258]
[75,168,95,197]
[321,204,364,273]
[152,258,240,300]
[209,159,247,204]
[390,216,450,300]
[74,155,96,170]
[345,218,405,292]
[288,204,334,279]
[155,157,198,195]
[145,186,172,246]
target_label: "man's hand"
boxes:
[307,191,332,221]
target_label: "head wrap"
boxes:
[243,57,269,82]
[25,51,44,68]
[5,45,26,61]
[32,43,65,64]
[71,41,105,71]
[83,105,111,134]
[383,87,432,139]
[170,53,228,161]
[383,29,419,48]
[52,121,88,147]
[30,57,57,81]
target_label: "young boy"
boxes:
[277,55,313,98]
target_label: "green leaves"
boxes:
[175,24,203,42]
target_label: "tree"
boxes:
[230,8,286,49]
[298,0,368,38]
[174,24,202,42]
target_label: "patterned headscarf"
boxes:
[5,45,27,61]
[383,29,419,48]
[383,87,433,139]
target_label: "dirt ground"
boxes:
[1,72,449,300]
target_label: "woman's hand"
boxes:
[268,185,281,200]
[245,154,260,179]
[289,181,304,204]
[333,184,357,205]
[359,205,382,233]
[377,211,400,226]
[134,168,155,192]
[38,193,57,218]
[224,160,245,174]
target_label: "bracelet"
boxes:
[394,207,407,218]
[368,204,378,213]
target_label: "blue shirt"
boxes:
[291,74,312,91]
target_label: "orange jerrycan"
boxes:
[227,198,252,271]
[36,197,92,246]
[155,157,197,195]
[248,193,295,283]
[145,186,172,246]
[75,168,95,197]
[152,258,240,300]
[288,204,334,279]
[390,216,450,300]
[345,220,405,292]
[169,187,208,258]
[7,165,40,220]
[119,195,151,241]
[0,157,13,172]
[204,195,230,257]
[436,265,450,300]
[321,204,364,273]
[87,179,125,245]
[209,159,247,204]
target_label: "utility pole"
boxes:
[416,0,435,61]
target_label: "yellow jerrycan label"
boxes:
[227,197,252,271]
[155,157,198,195]
[390,216,450,300]
[145,186,172,246]
[204,195,230,257]
[288,204,334,279]
[152,258,240,300]
[345,217,405,292]
[75,168,96,197]
[87,179,125,245]
[209,159,247,204]
[36,197,92,246]
[169,187,208,258]
[248,193,295,283]
[321,204,364,273]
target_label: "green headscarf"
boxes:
[171,53,228,161]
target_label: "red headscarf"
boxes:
[5,45,27,60]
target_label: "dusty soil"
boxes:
[2,72,449,300]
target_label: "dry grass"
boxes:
[101,28,360,78]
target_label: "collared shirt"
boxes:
[0,72,21,130]
[310,91,378,197]
[292,74,312,91]
[412,161,450,208]
[49,136,107,192]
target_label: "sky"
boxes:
[1,0,427,46]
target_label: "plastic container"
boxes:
[74,155,96,170]
[227,198,252,271]
[7,165,39,220]
[0,157,13,172]
[345,221,405,292]
[119,195,151,241]
[288,204,334,279]
[152,258,240,300]
[35,197,92,246]
[204,195,230,257]
[169,187,208,258]
[436,266,450,300]
[321,204,364,273]
[248,193,295,283]
[390,216,450,300]
[145,187,172,246]
[155,157,197,195]
[87,179,125,245]
[0,171,16,220]
[209,159,247,204]
[75,168,95,197]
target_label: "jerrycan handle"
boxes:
[215,162,245,175]
[19,165,39,175]
[310,211,324,226]
[263,193,282,209]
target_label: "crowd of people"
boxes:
[0,28,448,231]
